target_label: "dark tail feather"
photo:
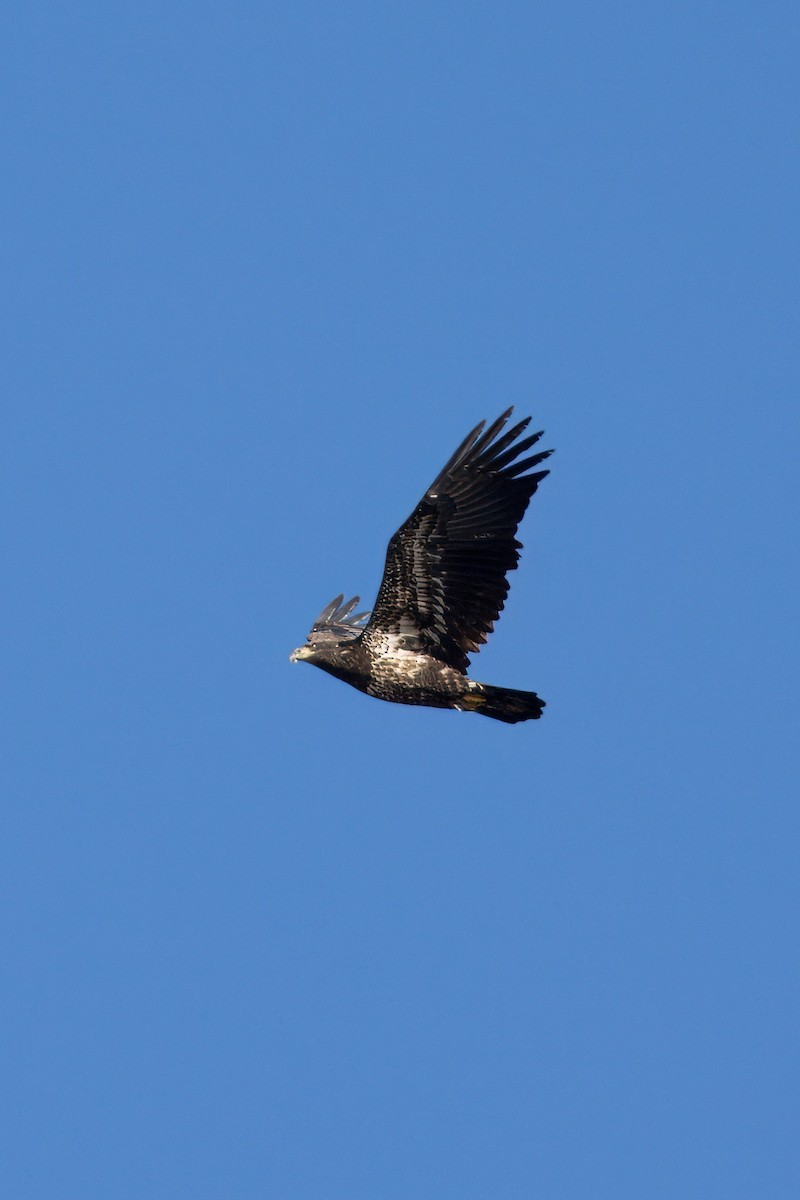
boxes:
[462,683,546,724]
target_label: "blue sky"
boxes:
[2,2,798,1196]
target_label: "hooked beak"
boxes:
[290,645,313,663]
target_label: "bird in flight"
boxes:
[290,409,552,723]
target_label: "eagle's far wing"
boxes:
[360,409,552,673]
[305,594,371,647]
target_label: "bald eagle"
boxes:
[290,409,552,724]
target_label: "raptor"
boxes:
[290,409,552,724]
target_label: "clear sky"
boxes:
[2,3,799,1197]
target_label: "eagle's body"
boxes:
[290,409,552,724]
[296,636,473,710]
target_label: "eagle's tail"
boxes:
[460,683,546,724]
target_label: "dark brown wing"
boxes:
[360,409,552,672]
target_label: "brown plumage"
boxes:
[290,409,552,723]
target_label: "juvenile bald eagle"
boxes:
[290,409,552,724]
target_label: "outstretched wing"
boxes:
[305,594,371,647]
[360,409,552,673]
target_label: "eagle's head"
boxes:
[289,640,360,687]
